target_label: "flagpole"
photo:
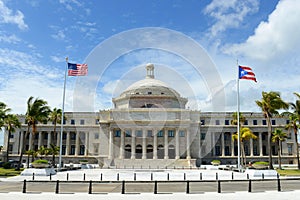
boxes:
[58,57,68,171]
[237,60,241,172]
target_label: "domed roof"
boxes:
[113,63,187,109]
[120,63,180,97]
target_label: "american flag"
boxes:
[68,63,88,76]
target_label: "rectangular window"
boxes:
[70,145,75,155]
[125,130,131,137]
[216,120,220,125]
[288,144,293,155]
[262,133,266,140]
[62,145,66,155]
[44,133,48,139]
[80,119,85,125]
[62,132,67,140]
[215,146,221,156]
[262,120,267,125]
[225,146,230,156]
[115,130,121,137]
[201,120,205,125]
[179,130,185,137]
[225,120,229,125]
[157,130,163,137]
[253,120,257,125]
[71,132,76,140]
[244,120,248,125]
[94,133,99,140]
[136,130,142,137]
[168,130,174,137]
[79,145,85,155]
[71,119,75,125]
[9,134,14,138]
[201,133,206,140]
[272,120,276,125]
[253,145,258,156]
[63,119,66,125]
[147,130,153,137]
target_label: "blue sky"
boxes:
[0,0,300,117]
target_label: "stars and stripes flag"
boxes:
[239,65,257,82]
[68,63,88,76]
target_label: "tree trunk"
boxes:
[278,141,282,170]
[17,126,30,170]
[267,117,273,169]
[294,127,300,169]
[6,129,11,162]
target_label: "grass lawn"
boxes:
[277,169,300,176]
[0,168,23,177]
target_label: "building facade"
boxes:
[1,64,297,168]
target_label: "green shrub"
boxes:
[3,162,12,169]
[32,159,48,164]
[253,161,268,165]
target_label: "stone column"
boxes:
[153,129,158,159]
[221,132,225,156]
[119,130,125,159]
[75,132,80,156]
[47,132,51,147]
[19,131,24,154]
[211,132,215,156]
[85,132,89,156]
[38,132,42,148]
[231,132,235,156]
[56,132,60,147]
[175,129,180,159]
[66,132,70,156]
[131,129,136,159]
[259,132,263,156]
[186,129,191,159]
[108,129,114,159]
[164,128,169,159]
[142,129,147,159]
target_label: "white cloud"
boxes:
[223,0,300,61]
[0,0,28,30]
[51,30,66,40]
[204,0,259,37]
[0,33,20,43]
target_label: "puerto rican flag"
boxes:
[239,65,257,82]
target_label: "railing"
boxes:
[20,175,300,194]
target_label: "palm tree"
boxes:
[25,149,37,168]
[48,108,64,147]
[3,114,21,162]
[256,91,289,169]
[37,146,50,159]
[18,96,50,170]
[232,127,257,166]
[48,143,60,167]
[0,102,11,128]
[271,128,287,170]
[231,112,246,126]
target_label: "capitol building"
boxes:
[2,64,298,168]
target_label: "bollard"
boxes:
[167,173,169,181]
[248,179,252,192]
[121,180,125,194]
[50,173,52,181]
[32,172,35,181]
[151,173,153,181]
[184,173,186,181]
[55,180,60,194]
[200,172,202,180]
[67,173,69,181]
[117,173,119,181]
[154,181,158,194]
[217,180,221,193]
[186,181,190,194]
[22,179,26,193]
[247,174,249,180]
[262,173,264,180]
[216,172,218,180]
[83,173,86,181]
[134,173,136,181]
[232,172,234,180]
[88,180,92,194]
[277,174,281,192]
[100,173,103,181]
